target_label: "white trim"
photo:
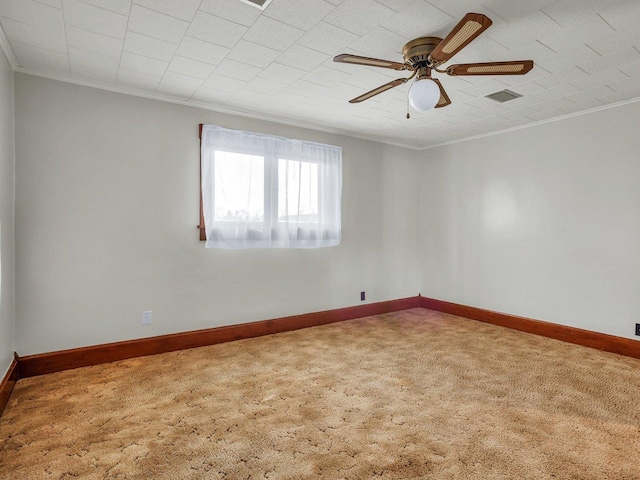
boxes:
[10,65,640,153]
[419,96,640,151]
[0,24,18,70]
[13,66,424,151]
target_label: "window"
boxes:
[200,124,342,249]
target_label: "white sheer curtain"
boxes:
[201,125,342,249]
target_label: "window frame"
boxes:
[198,124,326,242]
[199,124,206,241]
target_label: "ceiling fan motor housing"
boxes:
[402,37,443,69]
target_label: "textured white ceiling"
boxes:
[1,0,639,148]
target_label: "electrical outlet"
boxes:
[142,311,152,325]
[636,323,640,336]
[360,291,365,301]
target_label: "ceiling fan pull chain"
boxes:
[406,79,412,119]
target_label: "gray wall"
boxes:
[0,49,15,376]
[14,74,420,356]
[419,100,640,340]
[12,71,640,358]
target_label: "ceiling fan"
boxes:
[334,13,534,115]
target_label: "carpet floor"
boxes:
[1,308,639,479]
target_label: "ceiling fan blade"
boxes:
[430,13,493,64]
[447,60,534,76]
[432,78,451,108]
[349,78,407,103]
[334,54,409,71]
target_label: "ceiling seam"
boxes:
[60,0,72,78]
[114,0,134,88]
[75,0,128,17]
[124,3,191,24]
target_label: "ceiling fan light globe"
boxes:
[408,78,440,112]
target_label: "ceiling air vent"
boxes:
[486,89,522,103]
[239,0,273,9]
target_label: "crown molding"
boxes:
[0,23,18,69]
[11,64,640,153]
[419,95,640,151]
[13,67,424,151]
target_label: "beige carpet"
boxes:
[1,308,640,479]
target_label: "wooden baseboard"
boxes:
[421,297,640,359]
[0,356,18,416]
[15,294,639,382]
[18,296,422,378]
